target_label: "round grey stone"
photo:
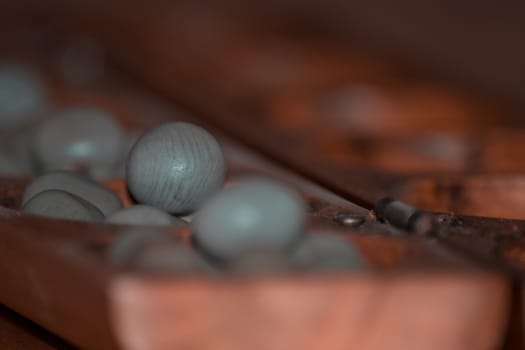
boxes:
[107,229,163,265]
[106,205,185,227]
[0,64,47,129]
[108,229,210,274]
[193,177,306,260]
[291,234,363,272]
[127,122,226,214]
[22,170,122,216]
[22,189,104,221]
[32,106,123,174]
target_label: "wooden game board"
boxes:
[0,3,524,349]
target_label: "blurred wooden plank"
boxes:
[1,0,524,109]
[0,306,74,349]
[0,173,511,350]
[109,274,508,350]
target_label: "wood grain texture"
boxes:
[127,122,226,214]
[0,208,119,350]
[391,175,525,220]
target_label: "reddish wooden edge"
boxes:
[0,199,512,350]
[109,273,508,350]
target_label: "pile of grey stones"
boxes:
[0,63,363,276]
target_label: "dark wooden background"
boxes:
[0,0,524,111]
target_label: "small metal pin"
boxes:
[334,213,366,227]
[375,197,420,232]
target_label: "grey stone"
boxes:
[22,170,122,216]
[22,189,104,221]
[108,229,210,274]
[32,106,123,174]
[0,64,48,129]
[193,177,306,260]
[127,122,226,214]
[291,234,363,272]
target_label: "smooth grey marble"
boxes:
[291,234,363,271]
[107,229,162,265]
[193,177,306,260]
[0,64,48,129]
[22,189,104,221]
[127,122,226,214]
[106,205,185,227]
[32,106,123,174]
[108,229,210,274]
[22,170,122,216]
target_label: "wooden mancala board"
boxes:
[1,4,525,350]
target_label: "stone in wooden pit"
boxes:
[32,106,123,175]
[108,229,210,274]
[23,189,104,221]
[193,177,306,260]
[22,170,122,216]
[0,63,48,129]
[127,122,226,214]
[291,234,363,272]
